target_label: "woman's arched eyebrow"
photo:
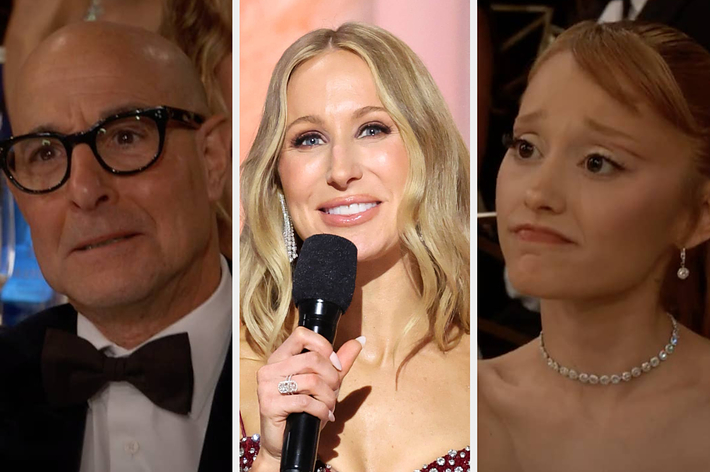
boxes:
[352,106,388,119]
[584,117,645,159]
[285,115,325,133]
[584,117,634,141]
[514,110,546,129]
[284,106,389,134]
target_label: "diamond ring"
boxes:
[277,374,298,395]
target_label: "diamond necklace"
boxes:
[539,313,679,385]
[84,0,104,21]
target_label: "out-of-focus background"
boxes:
[239,0,470,165]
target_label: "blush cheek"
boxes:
[278,153,317,192]
[289,207,315,241]
[375,140,408,174]
[494,166,523,258]
[279,154,325,222]
[581,188,682,280]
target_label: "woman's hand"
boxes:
[252,327,365,469]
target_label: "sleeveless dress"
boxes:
[239,414,470,472]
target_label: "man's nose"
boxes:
[65,144,115,210]
[325,142,363,190]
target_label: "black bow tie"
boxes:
[41,329,194,415]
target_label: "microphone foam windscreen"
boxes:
[292,234,358,312]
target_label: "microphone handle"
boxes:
[280,299,343,472]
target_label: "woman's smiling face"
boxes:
[496,51,704,301]
[278,50,409,262]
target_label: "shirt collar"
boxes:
[598,0,649,22]
[77,256,232,418]
[632,0,648,14]
[627,0,649,19]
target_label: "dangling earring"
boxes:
[677,247,689,280]
[279,193,298,262]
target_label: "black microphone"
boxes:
[280,234,357,472]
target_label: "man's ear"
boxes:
[684,181,710,249]
[195,114,231,203]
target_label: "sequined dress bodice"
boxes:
[238,433,471,472]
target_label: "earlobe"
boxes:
[196,114,231,202]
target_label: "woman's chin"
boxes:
[352,239,403,265]
[506,269,566,301]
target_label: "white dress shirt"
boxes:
[599,0,650,22]
[77,256,232,472]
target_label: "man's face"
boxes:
[9,44,221,312]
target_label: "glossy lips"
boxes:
[319,197,381,226]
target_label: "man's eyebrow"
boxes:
[98,103,152,120]
[25,103,152,135]
[26,124,59,135]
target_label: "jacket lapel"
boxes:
[0,304,87,470]
[198,341,232,471]
[2,301,234,471]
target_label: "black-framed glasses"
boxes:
[0,106,205,194]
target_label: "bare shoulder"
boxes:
[446,332,471,365]
[685,326,710,362]
[477,350,517,427]
[676,326,710,387]
[673,327,710,414]
[477,345,534,472]
[239,323,265,436]
[478,341,536,399]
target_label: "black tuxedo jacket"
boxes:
[586,0,710,53]
[0,304,232,471]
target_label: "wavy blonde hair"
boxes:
[240,22,470,361]
[160,0,231,115]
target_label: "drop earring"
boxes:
[677,247,689,280]
[279,193,298,262]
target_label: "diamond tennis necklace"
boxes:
[84,0,104,21]
[539,313,679,385]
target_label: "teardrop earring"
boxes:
[677,247,689,280]
[279,193,298,263]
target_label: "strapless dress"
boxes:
[239,434,470,472]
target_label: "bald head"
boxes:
[3,21,231,331]
[10,21,209,131]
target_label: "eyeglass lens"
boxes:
[6,114,160,192]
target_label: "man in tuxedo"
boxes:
[0,21,231,471]
[590,0,710,53]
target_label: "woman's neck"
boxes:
[539,283,674,378]
[335,254,426,366]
